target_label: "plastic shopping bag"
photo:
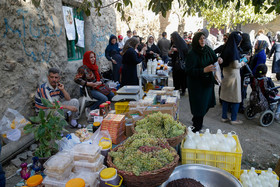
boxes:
[0,108,31,142]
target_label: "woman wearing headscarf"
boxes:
[169,31,189,96]
[186,32,223,132]
[74,51,114,110]
[121,37,147,86]
[145,35,161,61]
[269,32,280,80]
[220,32,245,125]
[105,34,122,82]
[240,33,252,55]
[249,40,267,76]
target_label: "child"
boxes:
[253,64,280,119]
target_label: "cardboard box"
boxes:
[123,111,144,137]
[143,103,178,120]
[101,114,126,144]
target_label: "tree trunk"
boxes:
[159,11,171,39]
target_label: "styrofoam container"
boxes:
[73,155,104,172]
[72,143,101,162]
[43,152,73,174]
[73,171,99,187]
[42,172,75,187]
[44,165,73,180]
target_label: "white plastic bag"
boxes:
[0,108,30,142]
[91,126,111,146]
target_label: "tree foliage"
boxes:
[195,0,276,30]
[32,0,278,27]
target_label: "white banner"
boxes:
[62,6,76,40]
[75,18,84,48]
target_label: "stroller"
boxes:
[244,64,280,126]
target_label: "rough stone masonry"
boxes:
[0,0,116,119]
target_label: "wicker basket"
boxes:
[107,144,179,187]
[131,123,188,147]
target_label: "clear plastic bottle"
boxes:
[240,170,249,182]
[193,132,201,147]
[147,59,152,74]
[226,132,237,152]
[87,111,95,124]
[187,126,195,138]
[216,129,225,143]
[183,135,196,149]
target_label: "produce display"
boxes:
[167,178,205,187]
[135,112,186,138]
[109,133,177,176]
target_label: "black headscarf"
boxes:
[192,32,212,55]
[171,31,189,59]
[221,31,242,67]
[240,33,252,55]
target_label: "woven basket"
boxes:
[131,123,188,147]
[107,144,179,187]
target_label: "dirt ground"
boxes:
[3,59,280,186]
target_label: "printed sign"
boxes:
[62,6,76,40]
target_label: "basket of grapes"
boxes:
[131,112,187,147]
[107,133,179,187]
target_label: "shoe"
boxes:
[221,118,230,122]
[230,120,243,125]
[70,123,86,129]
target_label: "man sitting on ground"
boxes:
[35,67,85,128]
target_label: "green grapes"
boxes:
[109,133,176,176]
[135,112,186,138]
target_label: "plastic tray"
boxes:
[73,155,104,172]
[43,172,75,187]
[115,102,130,114]
[43,152,73,174]
[181,134,243,179]
[73,171,99,187]
[72,144,101,162]
[44,165,73,180]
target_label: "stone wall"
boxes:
[0,0,116,119]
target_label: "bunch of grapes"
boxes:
[135,112,186,138]
[109,133,176,176]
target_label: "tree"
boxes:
[196,0,276,31]
[32,0,280,19]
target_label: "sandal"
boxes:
[70,123,86,129]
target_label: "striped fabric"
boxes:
[35,82,64,111]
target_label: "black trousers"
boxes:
[192,116,204,132]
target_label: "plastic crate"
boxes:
[181,134,243,178]
[115,102,130,114]
[240,170,279,180]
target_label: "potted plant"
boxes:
[24,98,68,159]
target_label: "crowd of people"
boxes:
[33,28,280,134]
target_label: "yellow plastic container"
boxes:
[115,102,129,114]
[26,175,43,186]
[100,168,123,187]
[181,134,243,178]
[66,178,85,187]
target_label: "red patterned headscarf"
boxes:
[83,51,100,81]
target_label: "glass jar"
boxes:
[92,122,101,133]
[99,104,106,116]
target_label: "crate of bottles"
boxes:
[181,134,243,178]
[239,168,279,186]
[114,102,130,114]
